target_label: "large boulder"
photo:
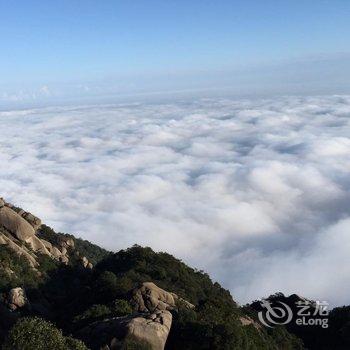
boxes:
[75,317,127,350]
[131,282,177,313]
[80,256,93,269]
[0,206,35,242]
[7,287,28,311]
[0,206,51,257]
[77,282,185,349]
[20,212,42,230]
[58,236,75,249]
[126,310,172,350]
[131,282,194,313]
[76,310,172,350]
[0,232,38,267]
[41,239,69,263]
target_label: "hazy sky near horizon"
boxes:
[1,1,350,105]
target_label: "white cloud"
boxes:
[0,95,350,305]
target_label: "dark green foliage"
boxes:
[38,224,109,265]
[1,220,346,350]
[97,245,235,306]
[65,336,90,350]
[286,305,350,350]
[94,270,119,301]
[247,293,350,350]
[2,317,88,350]
[167,295,303,350]
[37,253,59,274]
[73,237,110,265]
[36,225,62,247]
[97,246,302,350]
[326,306,350,348]
[74,304,111,327]
[0,242,304,350]
[0,246,38,292]
[112,299,133,317]
[267,327,304,350]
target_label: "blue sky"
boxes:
[1,1,350,105]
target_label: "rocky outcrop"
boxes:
[0,198,46,255]
[132,282,176,313]
[58,236,75,250]
[18,211,42,230]
[239,316,262,330]
[0,232,38,267]
[81,256,93,269]
[132,282,194,313]
[7,288,28,311]
[0,206,36,242]
[0,197,73,268]
[126,310,172,350]
[76,282,195,349]
[76,310,172,350]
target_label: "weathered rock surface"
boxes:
[132,282,194,313]
[7,287,28,311]
[0,232,38,267]
[81,256,93,269]
[239,315,262,330]
[20,212,42,230]
[0,197,74,268]
[75,282,182,349]
[132,282,177,313]
[0,206,35,242]
[126,310,172,350]
[76,310,172,350]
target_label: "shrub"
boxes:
[95,270,119,301]
[65,336,89,350]
[74,304,111,323]
[3,317,67,350]
[112,299,133,317]
[37,224,109,265]
[3,316,89,350]
[0,246,38,291]
[37,254,58,274]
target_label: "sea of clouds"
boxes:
[1,95,350,305]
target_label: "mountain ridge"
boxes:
[0,197,349,349]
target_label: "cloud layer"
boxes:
[1,95,350,305]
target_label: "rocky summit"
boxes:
[0,197,350,349]
[0,197,92,269]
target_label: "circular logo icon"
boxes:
[258,299,293,327]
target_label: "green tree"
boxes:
[3,317,67,350]
[95,270,118,301]
[74,304,111,324]
[65,336,89,350]
[3,317,89,350]
[112,299,133,317]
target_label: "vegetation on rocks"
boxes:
[1,199,350,349]
[0,246,38,291]
[3,317,88,350]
